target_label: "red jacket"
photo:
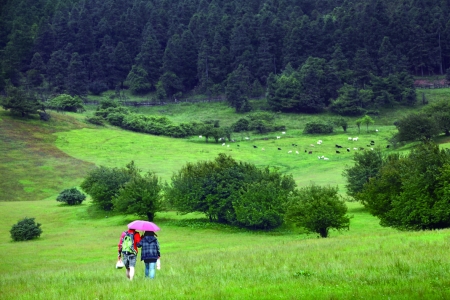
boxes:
[118,229,141,254]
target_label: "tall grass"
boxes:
[2,90,450,299]
[1,199,449,299]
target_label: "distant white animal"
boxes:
[318,156,321,159]
[277,136,281,139]
[353,147,358,150]
[262,148,265,151]
[352,137,358,141]
[376,129,379,132]
[199,135,203,138]
[310,144,315,147]
[282,132,286,134]
[371,148,374,150]
[323,157,329,160]
[288,150,292,153]
[296,151,299,154]
[227,145,230,148]
[222,143,225,146]
[348,137,352,140]
[318,140,322,143]
[321,156,325,159]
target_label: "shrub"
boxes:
[80,165,133,210]
[56,188,86,205]
[10,217,42,241]
[232,118,250,132]
[86,116,104,125]
[107,112,127,126]
[303,122,333,134]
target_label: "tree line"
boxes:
[1,0,450,114]
[79,155,350,238]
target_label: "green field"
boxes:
[1,90,450,299]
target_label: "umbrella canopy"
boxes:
[127,220,160,232]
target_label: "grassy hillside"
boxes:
[1,89,450,299]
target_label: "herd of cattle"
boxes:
[199,132,391,161]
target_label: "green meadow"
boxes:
[1,89,450,299]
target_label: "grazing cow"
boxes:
[336,150,340,154]
[376,129,379,132]
[277,136,281,139]
[282,132,286,134]
[324,157,329,160]
[199,135,203,138]
[335,144,342,148]
[353,147,358,150]
[347,148,350,152]
[353,137,358,141]
[245,137,250,140]
[386,145,390,148]
[308,151,312,154]
[278,148,282,150]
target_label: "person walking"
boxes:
[118,228,141,280]
[137,231,160,279]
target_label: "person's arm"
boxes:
[156,240,160,257]
[118,232,125,257]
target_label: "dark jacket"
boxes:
[137,236,160,261]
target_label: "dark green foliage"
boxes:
[112,162,162,221]
[10,217,42,242]
[233,170,296,229]
[343,148,384,199]
[47,94,84,112]
[303,122,333,134]
[334,117,348,132]
[56,188,86,205]
[86,115,104,125]
[165,154,295,228]
[358,142,450,230]
[0,0,445,107]
[395,113,439,142]
[80,165,132,210]
[232,118,249,132]
[2,83,42,117]
[423,100,450,136]
[285,185,350,238]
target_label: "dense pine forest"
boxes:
[1,0,450,114]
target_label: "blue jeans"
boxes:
[145,262,156,279]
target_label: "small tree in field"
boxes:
[10,217,42,241]
[56,188,86,205]
[113,170,163,221]
[361,115,375,132]
[285,185,350,238]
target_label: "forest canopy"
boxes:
[1,0,448,114]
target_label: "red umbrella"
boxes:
[127,220,160,232]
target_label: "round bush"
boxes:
[57,187,86,205]
[10,217,42,241]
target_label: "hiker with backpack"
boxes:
[137,231,160,279]
[118,228,141,280]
